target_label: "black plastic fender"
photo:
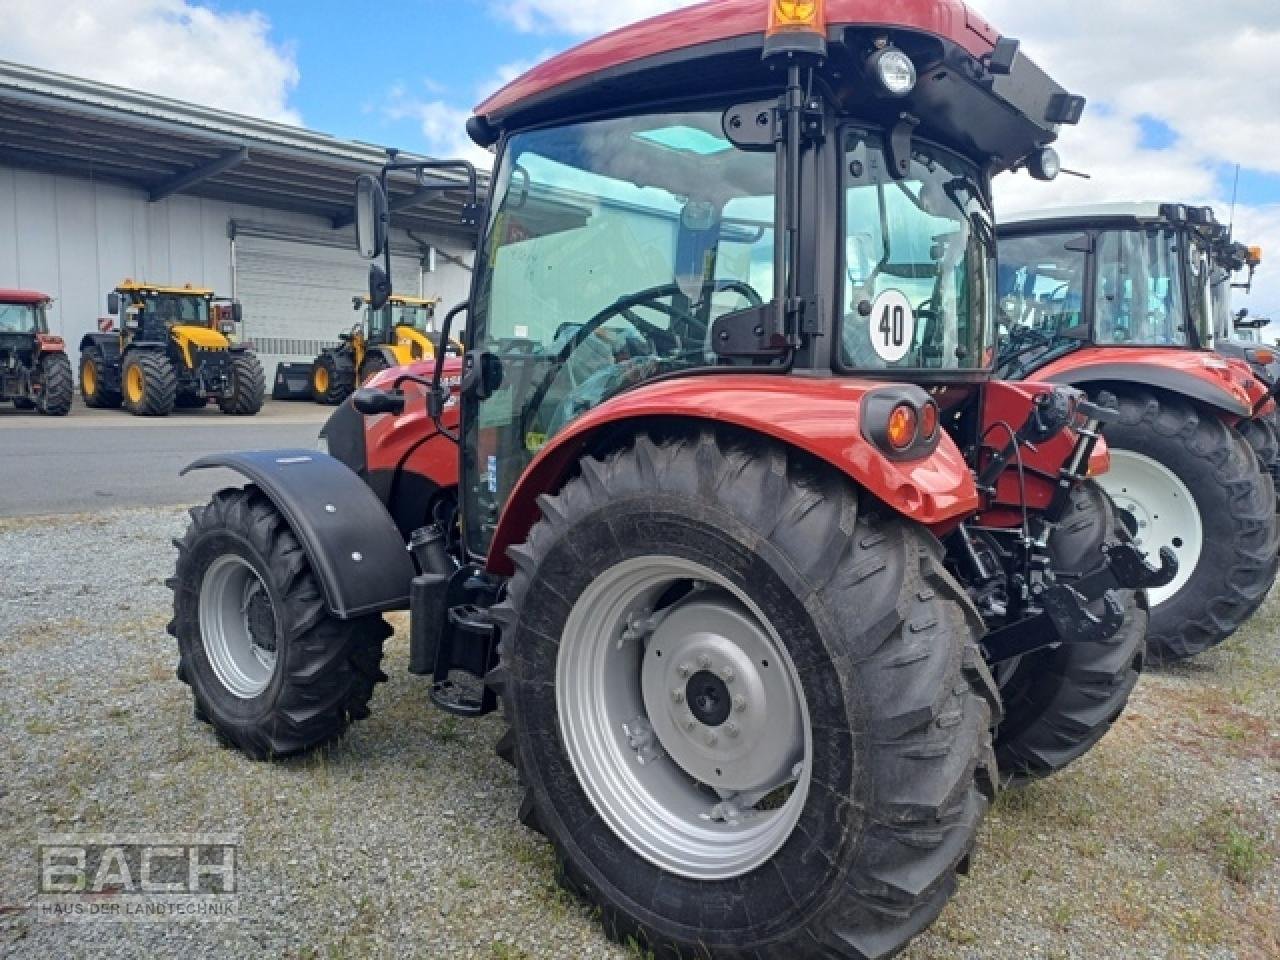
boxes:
[1043,363,1251,418]
[182,449,414,618]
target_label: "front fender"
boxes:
[182,450,415,617]
[486,375,980,575]
[1033,349,1253,418]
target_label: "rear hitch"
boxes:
[1071,541,1179,597]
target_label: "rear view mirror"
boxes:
[368,264,392,311]
[354,174,388,260]
[352,387,405,416]
[107,292,120,315]
[231,302,243,324]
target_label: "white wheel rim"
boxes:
[556,556,812,880]
[199,555,279,698]
[1098,449,1204,606]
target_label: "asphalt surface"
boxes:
[0,400,332,517]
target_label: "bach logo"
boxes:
[37,834,240,922]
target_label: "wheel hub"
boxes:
[199,555,279,699]
[640,593,803,794]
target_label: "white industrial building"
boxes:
[0,60,479,376]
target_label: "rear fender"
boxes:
[1033,348,1253,419]
[182,450,416,617]
[485,375,980,575]
[79,332,120,362]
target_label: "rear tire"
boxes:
[168,487,390,760]
[35,352,74,416]
[311,351,354,405]
[994,481,1147,784]
[490,430,999,960]
[1095,390,1277,664]
[122,350,176,416]
[1239,415,1280,514]
[80,347,121,409]
[218,353,265,415]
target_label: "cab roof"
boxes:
[476,0,996,123]
[1000,203,1169,229]
[0,288,51,305]
[360,294,440,307]
[116,279,215,296]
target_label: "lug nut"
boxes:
[677,662,692,678]
[685,718,696,732]
[726,722,740,738]
[698,654,712,669]
[722,666,736,683]
[733,695,747,712]
[671,689,684,704]
[704,732,718,746]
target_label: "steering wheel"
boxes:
[520,278,763,441]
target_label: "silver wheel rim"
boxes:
[199,555,279,699]
[556,555,811,880]
[1099,449,1204,606]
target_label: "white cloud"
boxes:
[0,0,301,124]
[494,0,698,35]
[980,0,1280,322]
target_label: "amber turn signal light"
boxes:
[886,403,919,451]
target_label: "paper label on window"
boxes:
[513,325,529,339]
[868,289,914,364]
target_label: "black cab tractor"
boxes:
[79,280,265,416]
[309,293,462,404]
[0,288,73,415]
[996,203,1279,663]
[167,3,1172,956]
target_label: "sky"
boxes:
[3,0,1279,319]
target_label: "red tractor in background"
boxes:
[0,288,73,415]
[997,203,1280,665]
[168,3,1172,957]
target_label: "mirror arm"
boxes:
[427,301,468,444]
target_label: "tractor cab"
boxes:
[0,289,72,415]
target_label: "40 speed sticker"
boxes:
[868,289,914,364]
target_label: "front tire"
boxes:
[168,487,390,760]
[35,352,74,416]
[1095,391,1278,664]
[80,347,121,409]
[218,353,265,415]
[311,351,354,405]
[122,351,176,416]
[994,481,1147,784]
[491,430,999,960]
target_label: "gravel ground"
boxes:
[1,506,1277,960]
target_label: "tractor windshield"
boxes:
[1092,229,1191,346]
[138,294,209,326]
[839,129,994,372]
[463,109,776,553]
[0,302,45,334]
[995,231,1090,368]
[393,304,434,332]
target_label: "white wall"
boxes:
[0,163,474,366]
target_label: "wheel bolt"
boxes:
[722,667,736,683]
[671,689,684,704]
[733,695,746,712]
[726,722,740,738]
[678,662,692,678]
[685,717,696,731]
[704,732,718,746]
[698,654,712,669]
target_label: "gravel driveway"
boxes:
[1,507,1276,959]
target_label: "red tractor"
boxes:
[997,204,1279,664]
[0,288,73,415]
[168,3,1172,956]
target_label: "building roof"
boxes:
[476,0,996,121]
[0,60,484,241]
[0,287,52,304]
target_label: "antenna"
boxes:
[1228,163,1241,239]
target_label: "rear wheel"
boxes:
[1239,415,1280,514]
[217,353,265,415]
[122,351,176,416]
[994,481,1147,784]
[80,347,121,409]
[1095,390,1277,663]
[311,351,354,405]
[168,487,390,759]
[490,430,999,960]
[35,352,73,416]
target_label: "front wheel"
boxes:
[122,350,176,416]
[491,430,999,960]
[311,351,354,405]
[80,347,121,408]
[217,353,265,415]
[168,487,390,759]
[1095,391,1278,664]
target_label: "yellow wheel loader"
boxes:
[310,294,461,404]
[79,280,265,417]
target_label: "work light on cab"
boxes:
[1027,146,1061,181]
[867,45,917,97]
